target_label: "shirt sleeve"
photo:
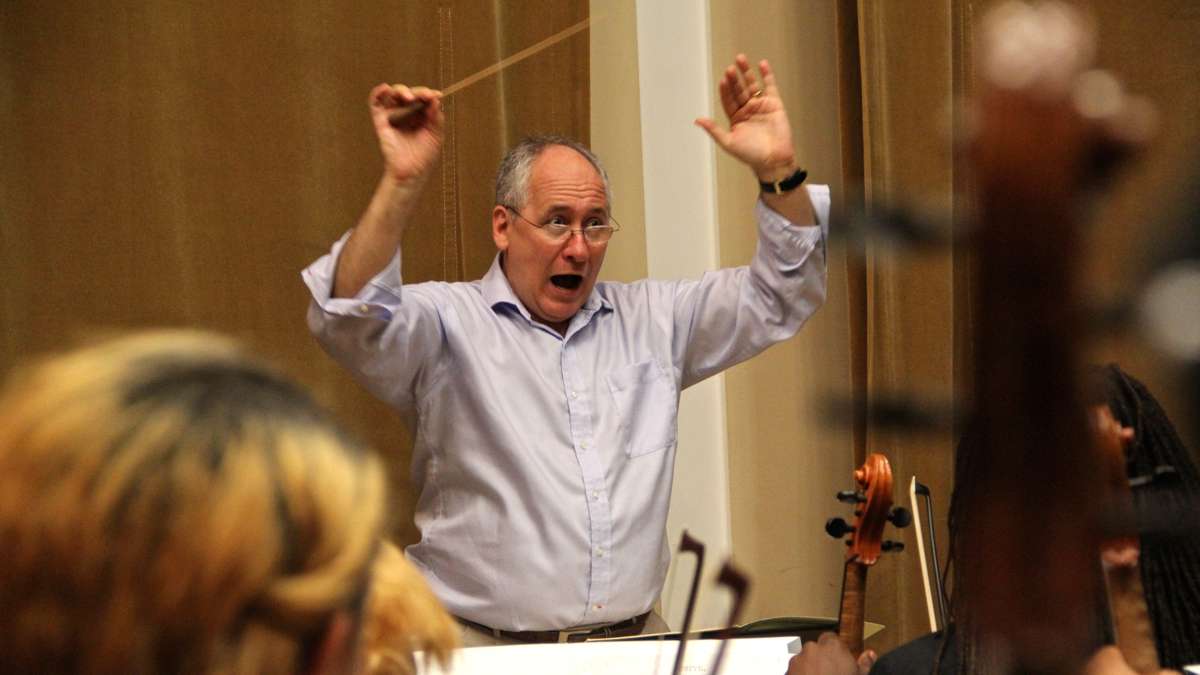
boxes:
[672,184,830,389]
[301,231,445,413]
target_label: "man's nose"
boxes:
[561,230,590,260]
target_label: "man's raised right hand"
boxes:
[368,83,445,184]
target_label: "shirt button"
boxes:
[580,442,589,450]
[592,490,600,499]
[358,304,370,314]
[570,391,578,399]
[595,547,605,557]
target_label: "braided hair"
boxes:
[1097,363,1200,668]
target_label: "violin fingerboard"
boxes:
[838,560,868,657]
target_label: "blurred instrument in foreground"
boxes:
[957,2,1153,672]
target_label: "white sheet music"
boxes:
[417,636,796,675]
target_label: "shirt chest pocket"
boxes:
[606,360,678,457]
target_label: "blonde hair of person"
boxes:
[0,331,387,675]
[362,541,459,675]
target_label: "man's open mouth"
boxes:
[550,274,583,290]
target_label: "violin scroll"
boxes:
[828,453,908,658]
[826,453,909,564]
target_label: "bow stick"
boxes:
[388,17,594,127]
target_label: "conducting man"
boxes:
[303,54,830,645]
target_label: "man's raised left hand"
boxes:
[695,54,798,183]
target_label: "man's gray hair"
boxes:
[494,135,612,211]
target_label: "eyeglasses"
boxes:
[502,205,621,244]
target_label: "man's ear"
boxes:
[304,610,357,675]
[492,205,511,251]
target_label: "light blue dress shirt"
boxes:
[303,189,830,631]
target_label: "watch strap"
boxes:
[759,168,808,194]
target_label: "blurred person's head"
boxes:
[0,331,387,675]
[362,541,458,675]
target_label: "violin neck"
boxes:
[838,558,868,657]
[1104,561,1160,673]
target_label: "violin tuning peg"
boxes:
[825,517,854,539]
[888,506,913,528]
[881,540,905,553]
[837,490,866,504]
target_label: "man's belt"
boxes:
[456,612,650,644]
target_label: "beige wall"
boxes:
[590,0,648,281]
[708,0,853,625]
[590,0,647,283]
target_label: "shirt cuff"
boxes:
[301,230,403,320]
[756,183,830,255]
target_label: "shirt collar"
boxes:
[480,253,612,321]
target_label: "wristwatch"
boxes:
[759,168,808,194]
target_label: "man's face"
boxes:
[492,145,610,333]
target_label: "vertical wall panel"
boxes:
[708,0,853,627]
[856,0,961,654]
[589,0,647,285]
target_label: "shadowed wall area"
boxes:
[0,0,589,544]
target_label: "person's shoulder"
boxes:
[594,277,685,308]
[397,278,494,314]
[403,278,484,295]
